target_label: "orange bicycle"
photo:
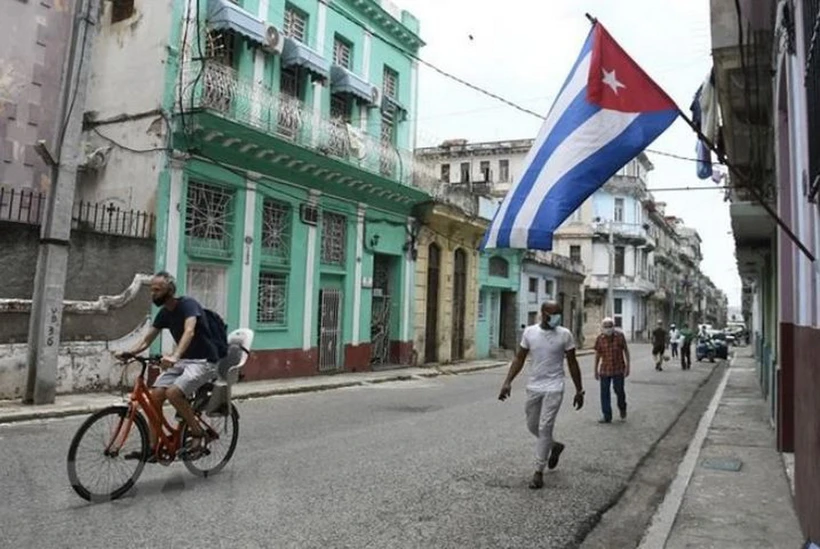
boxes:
[66,354,239,502]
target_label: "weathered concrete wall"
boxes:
[0,319,149,400]
[0,0,76,192]
[0,222,154,300]
[0,274,152,398]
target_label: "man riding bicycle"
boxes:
[116,271,220,460]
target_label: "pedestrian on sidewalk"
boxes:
[651,320,668,371]
[498,300,585,490]
[679,323,693,370]
[669,324,679,358]
[594,317,630,423]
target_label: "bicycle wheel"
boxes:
[182,404,239,478]
[67,406,149,502]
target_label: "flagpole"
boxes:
[675,108,816,263]
[583,14,815,263]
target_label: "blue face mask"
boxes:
[547,313,562,328]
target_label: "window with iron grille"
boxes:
[614,198,625,222]
[330,94,352,124]
[489,256,509,277]
[499,159,510,182]
[333,36,352,69]
[614,246,625,275]
[257,272,288,325]
[545,279,554,297]
[569,245,581,263]
[478,290,486,320]
[111,0,135,23]
[440,164,451,183]
[260,198,291,263]
[284,5,307,42]
[804,0,820,200]
[185,181,235,256]
[205,30,236,66]
[383,67,398,99]
[479,160,490,181]
[460,162,470,183]
[321,212,347,265]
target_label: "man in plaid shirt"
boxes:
[594,317,631,423]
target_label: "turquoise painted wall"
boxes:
[475,250,524,358]
[250,179,309,351]
[178,161,248,332]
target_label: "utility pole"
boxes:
[24,0,99,404]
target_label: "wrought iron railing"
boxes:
[180,62,439,188]
[0,186,155,239]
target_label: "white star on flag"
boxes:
[602,68,625,94]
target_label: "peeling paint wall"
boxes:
[0,319,149,400]
[0,0,76,192]
[77,0,175,212]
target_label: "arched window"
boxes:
[489,256,509,278]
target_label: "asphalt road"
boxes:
[0,344,718,549]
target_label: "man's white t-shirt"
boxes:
[520,324,575,393]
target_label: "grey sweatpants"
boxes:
[525,389,564,472]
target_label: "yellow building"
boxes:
[413,202,487,364]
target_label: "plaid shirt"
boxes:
[594,331,628,376]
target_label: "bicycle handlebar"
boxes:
[117,353,163,366]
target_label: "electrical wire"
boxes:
[91,127,171,154]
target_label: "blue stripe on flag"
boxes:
[549,28,596,115]
[494,91,601,248]
[524,108,679,250]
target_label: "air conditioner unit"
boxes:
[264,25,284,55]
[300,203,319,225]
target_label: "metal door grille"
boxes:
[370,296,392,366]
[370,255,392,366]
[318,289,342,372]
[451,249,467,360]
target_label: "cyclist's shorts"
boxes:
[154,359,216,396]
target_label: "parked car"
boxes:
[696,331,729,362]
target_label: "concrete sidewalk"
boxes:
[0,350,592,425]
[640,348,804,548]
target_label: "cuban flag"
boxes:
[481,22,679,251]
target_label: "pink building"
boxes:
[710,0,820,539]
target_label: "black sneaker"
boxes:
[548,442,565,470]
[620,408,627,420]
[598,418,612,424]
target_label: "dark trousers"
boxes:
[600,375,626,420]
[670,342,678,357]
[681,344,692,369]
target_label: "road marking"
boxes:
[637,360,732,549]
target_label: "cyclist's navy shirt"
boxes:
[152,296,219,363]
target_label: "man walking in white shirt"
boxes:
[498,301,585,489]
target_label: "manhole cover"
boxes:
[701,458,743,472]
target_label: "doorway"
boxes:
[451,248,467,360]
[424,243,441,363]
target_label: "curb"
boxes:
[0,361,510,426]
[0,352,595,425]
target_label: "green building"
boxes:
[83,0,430,379]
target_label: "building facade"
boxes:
[412,201,486,365]
[710,0,820,539]
[518,251,585,344]
[76,0,432,379]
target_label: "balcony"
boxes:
[177,62,437,202]
[592,221,654,249]
[586,273,656,294]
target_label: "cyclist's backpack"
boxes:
[203,308,229,359]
